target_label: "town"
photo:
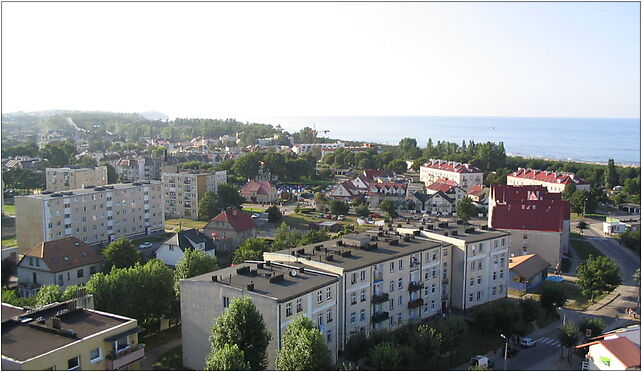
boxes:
[1,111,640,371]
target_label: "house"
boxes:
[363,169,396,183]
[419,159,483,191]
[426,179,467,203]
[240,180,277,204]
[308,220,343,232]
[488,185,570,269]
[618,203,641,214]
[407,191,455,215]
[17,237,103,298]
[202,208,257,252]
[115,158,139,182]
[603,216,641,235]
[45,166,108,192]
[329,180,361,200]
[366,182,408,208]
[468,185,490,207]
[155,229,216,267]
[1,300,145,371]
[507,168,591,193]
[576,325,640,370]
[508,254,550,291]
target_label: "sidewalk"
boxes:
[140,337,182,370]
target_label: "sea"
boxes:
[238,116,641,166]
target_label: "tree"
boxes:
[314,192,327,212]
[416,325,443,360]
[174,249,219,296]
[355,205,370,217]
[579,317,604,338]
[576,256,622,300]
[539,284,567,312]
[2,289,35,307]
[276,315,332,370]
[34,284,63,307]
[199,190,222,221]
[101,162,118,184]
[343,332,369,362]
[205,343,251,371]
[209,296,271,370]
[518,298,540,324]
[387,159,408,174]
[266,205,283,222]
[456,196,477,222]
[72,155,98,167]
[369,342,403,370]
[1,258,17,288]
[562,183,576,200]
[576,221,588,234]
[102,238,140,271]
[570,189,589,215]
[328,199,349,215]
[232,152,262,180]
[559,322,580,359]
[604,159,619,189]
[618,230,641,253]
[379,200,397,219]
[217,184,245,208]
[429,314,468,363]
[233,238,269,264]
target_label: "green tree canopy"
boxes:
[276,315,332,370]
[205,343,251,371]
[539,284,567,311]
[34,284,64,307]
[232,238,269,264]
[456,196,477,222]
[369,342,403,370]
[102,238,140,272]
[355,205,370,217]
[173,249,219,296]
[217,184,245,208]
[199,190,222,221]
[576,255,622,300]
[387,159,408,174]
[579,317,604,338]
[266,205,283,222]
[379,200,397,219]
[209,296,271,370]
[328,199,349,215]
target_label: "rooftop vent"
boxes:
[246,282,255,291]
[211,275,218,282]
[389,239,399,246]
[326,254,334,262]
[341,250,352,257]
[451,231,458,236]
[481,225,488,230]
[443,232,449,237]
[236,266,250,275]
[269,274,284,283]
[256,262,264,270]
[465,227,475,234]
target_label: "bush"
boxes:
[266,206,282,222]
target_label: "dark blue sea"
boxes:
[240,116,641,165]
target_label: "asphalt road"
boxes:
[583,222,639,285]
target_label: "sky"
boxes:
[2,2,640,119]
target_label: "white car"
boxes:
[138,242,153,249]
[251,213,261,219]
[520,337,536,348]
[337,215,345,221]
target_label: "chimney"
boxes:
[246,282,255,291]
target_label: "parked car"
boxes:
[469,355,494,369]
[520,338,536,348]
[251,213,261,219]
[138,242,153,250]
[368,213,382,218]
[325,214,333,219]
[337,215,345,221]
[412,215,420,220]
[394,216,407,222]
[507,346,519,358]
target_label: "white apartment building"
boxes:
[162,171,227,219]
[419,159,484,191]
[46,166,108,192]
[507,168,591,193]
[15,182,164,254]
[291,142,346,155]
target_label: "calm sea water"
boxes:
[239,116,641,165]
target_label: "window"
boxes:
[523,234,528,239]
[223,296,230,308]
[360,309,366,321]
[115,335,128,351]
[397,313,402,324]
[431,252,437,261]
[442,249,448,257]
[431,284,436,293]
[327,287,333,300]
[424,288,429,296]
[398,295,403,306]
[351,273,357,284]
[77,269,84,278]
[494,240,498,248]
[499,285,504,293]
[492,272,497,280]
[390,262,395,272]
[398,278,403,289]
[327,309,333,322]
[360,289,366,302]
[351,293,357,305]
[327,329,332,343]
[360,270,366,281]
[318,290,323,303]
[389,299,395,310]
[502,238,506,246]
[479,243,484,253]
[492,287,497,296]
[296,298,303,313]
[432,269,437,278]
[478,262,482,270]
[500,270,504,279]
[389,281,395,292]
[398,259,403,270]
[318,314,323,327]
[89,348,102,363]
[477,276,482,284]
[477,291,482,300]
[470,261,475,271]
[469,293,474,302]
[350,312,356,324]
[68,356,80,370]
[431,300,436,310]
[286,302,292,317]
[470,278,474,287]
[389,317,394,327]
[29,257,34,266]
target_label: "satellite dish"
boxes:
[290,269,297,277]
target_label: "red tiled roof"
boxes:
[20,237,103,273]
[509,254,551,279]
[427,179,459,193]
[509,168,590,185]
[211,208,257,232]
[421,159,482,173]
[491,199,570,232]
[491,185,561,202]
[364,169,394,180]
[241,180,275,196]
[600,337,641,368]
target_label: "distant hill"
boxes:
[138,111,169,121]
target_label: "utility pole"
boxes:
[501,333,508,371]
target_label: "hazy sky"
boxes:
[2,2,640,119]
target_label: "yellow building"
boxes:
[162,171,227,219]
[46,166,109,192]
[1,300,145,371]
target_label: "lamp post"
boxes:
[558,306,566,325]
[500,333,508,371]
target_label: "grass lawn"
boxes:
[142,325,181,350]
[284,212,359,230]
[533,281,606,311]
[153,346,183,371]
[242,206,266,213]
[131,233,173,246]
[570,213,607,221]
[165,218,207,233]
[1,235,17,247]
[570,233,605,261]
[3,204,15,215]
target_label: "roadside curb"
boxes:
[589,292,621,312]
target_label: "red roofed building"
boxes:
[420,159,483,191]
[240,180,277,204]
[363,169,396,182]
[426,179,467,202]
[507,168,591,193]
[577,325,641,370]
[329,180,361,200]
[488,185,570,268]
[203,208,257,252]
[366,182,408,207]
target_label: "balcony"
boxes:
[106,345,145,370]
[408,298,424,309]
[371,292,389,304]
[371,312,389,324]
[373,271,383,283]
[408,281,424,292]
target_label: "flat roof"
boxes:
[395,221,511,243]
[187,262,339,303]
[1,303,132,362]
[269,232,444,272]
[17,181,161,200]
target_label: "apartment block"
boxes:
[1,300,145,371]
[46,166,108,192]
[180,262,340,370]
[162,171,227,219]
[399,222,512,311]
[419,159,483,191]
[263,232,449,347]
[507,168,591,193]
[15,182,164,254]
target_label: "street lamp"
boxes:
[558,306,566,325]
[500,333,508,371]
